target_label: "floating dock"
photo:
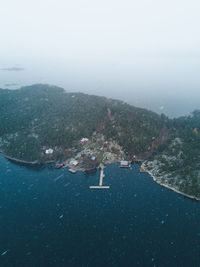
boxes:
[89,165,110,189]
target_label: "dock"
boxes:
[90,165,110,189]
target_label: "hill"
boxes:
[1,84,200,199]
[145,110,200,199]
[0,84,165,161]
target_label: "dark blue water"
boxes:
[0,154,200,267]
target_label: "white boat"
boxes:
[68,168,77,174]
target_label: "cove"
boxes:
[0,154,199,266]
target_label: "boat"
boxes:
[68,168,77,174]
[55,163,63,169]
[55,160,64,169]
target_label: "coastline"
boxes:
[1,152,99,171]
[2,153,39,165]
[2,150,199,201]
[1,150,123,171]
[145,169,200,201]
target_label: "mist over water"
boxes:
[1,0,200,118]
[1,61,200,118]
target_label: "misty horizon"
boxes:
[1,0,200,117]
[1,78,199,119]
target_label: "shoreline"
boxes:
[1,151,124,171]
[1,152,100,172]
[2,151,200,201]
[145,169,200,201]
[2,153,39,165]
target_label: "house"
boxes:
[65,148,72,152]
[80,138,89,144]
[101,135,105,143]
[45,148,54,154]
[70,160,79,166]
[120,160,129,168]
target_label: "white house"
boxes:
[45,148,54,154]
[80,138,89,144]
[70,160,79,166]
[91,156,96,161]
[120,161,129,168]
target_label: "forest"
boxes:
[0,84,165,161]
[1,84,200,198]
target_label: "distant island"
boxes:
[0,84,200,199]
[0,67,24,71]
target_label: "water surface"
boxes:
[0,154,199,266]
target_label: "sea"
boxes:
[0,153,200,267]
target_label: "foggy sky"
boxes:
[1,0,200,117]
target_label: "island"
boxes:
[0,84,200,199]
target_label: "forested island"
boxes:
[0,84,200,199]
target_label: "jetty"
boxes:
[90,164,110,189]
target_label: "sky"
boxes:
[0,0,200,117]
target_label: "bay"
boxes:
[0,154,199,266]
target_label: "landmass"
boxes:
[0,84,200,199]
[0,67,24,71]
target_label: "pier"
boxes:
[90,165,110,189]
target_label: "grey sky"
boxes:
[1,0,200,117]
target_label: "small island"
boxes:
[1,84,200,199]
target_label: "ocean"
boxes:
[0,154,200,266]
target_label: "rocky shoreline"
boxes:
[145,169,200,201]
[2,153,39,165]
[2,150,199,201]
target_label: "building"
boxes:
[45,148,54,154]
[70,160,79,166]
[80,138,89,144]
[120,160,129,168]
[65,148,72,152]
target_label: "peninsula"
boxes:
[1,84,200,199]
